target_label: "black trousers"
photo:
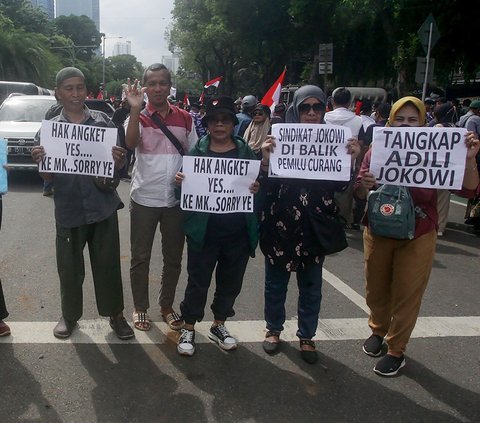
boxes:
[0,279,8,320]
[180,234,250,324]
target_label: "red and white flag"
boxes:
[198,91,205,105]
[261,68,286,112]
[183,92,190,106]
[204,76,223,89]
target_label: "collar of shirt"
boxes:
[58,105,92,124]
[145,101,173,118]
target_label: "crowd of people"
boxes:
[0,64,478,378]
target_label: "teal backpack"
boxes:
[367,185,415,240]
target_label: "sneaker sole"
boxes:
[177,346,195,356]
[373,359,406,377]
[362,345,383,357]
[208,332,237,351]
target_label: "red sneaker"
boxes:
[0,320,11,336]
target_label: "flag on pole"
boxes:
[183,92,190,106]
[261,68,286,112]
[204,76,223,89]
[198,91,205,105]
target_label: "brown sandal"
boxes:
[162,311,184,331]
[299,339,318,364]
[132,311,151,331]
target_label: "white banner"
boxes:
[39,120,117,177]
[181,156,260,213]
[370,126,468,189]
[270,123,352,180]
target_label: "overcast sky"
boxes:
[100,0,175,66]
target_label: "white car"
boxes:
[0,95,57,170]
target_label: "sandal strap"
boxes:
[164,311,182,324]
[133,312,150,324]
[299,339,315,348]
[266,330,281,338]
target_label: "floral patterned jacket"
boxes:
[259,177,347,271]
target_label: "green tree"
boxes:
[54,15,101,60]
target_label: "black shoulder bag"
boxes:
[141,109,185,156]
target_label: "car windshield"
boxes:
[0,97,56,122]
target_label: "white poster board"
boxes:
[39,120,117,177]
[181,156,260,213]
[370,126,468,189]
[270,123,352,180]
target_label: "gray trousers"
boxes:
[130,200,185,311]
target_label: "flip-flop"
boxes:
[162,311,184,331]
[132,311,151,331]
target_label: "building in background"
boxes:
[56,0,100,30]
[112,41,132,57]
[28,0,54,20]
[161,54,180,75]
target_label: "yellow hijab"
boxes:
[386,96,427,127]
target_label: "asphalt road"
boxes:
[0,171,479,423]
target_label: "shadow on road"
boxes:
[0,344,62,422]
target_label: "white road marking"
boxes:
[323,269,370,314]
[450,199,466,207]
[1,316,479,344]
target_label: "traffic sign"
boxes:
[319,62,333,75]
[418,14,440,54]
[319,43,333,62]
[415,57,435,84]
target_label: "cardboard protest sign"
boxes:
[181,156,260,214]
[0,139,7,194]
[39,120,117,177]
[370,126,468,189]
[270,123,352,180]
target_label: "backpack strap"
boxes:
[140,109,185,156]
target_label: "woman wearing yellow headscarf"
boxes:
[354,96,479,376]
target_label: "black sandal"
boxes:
[300,339,318,364]
[263,330,281,355]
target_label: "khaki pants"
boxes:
[437,190,451,233]
[363,228,437,353]
[130,201,185,311]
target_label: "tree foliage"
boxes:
[169,0,480,98]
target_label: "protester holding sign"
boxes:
[175,96,259,356]
[259,85,359,364]
[31,67,133,341]
[354,96,479,376]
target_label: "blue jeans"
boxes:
[264,258,324,339]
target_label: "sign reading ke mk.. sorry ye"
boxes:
[39,120,117,177]
[370,126,468,190]
[181,156,260,213]
[270,123,352,180]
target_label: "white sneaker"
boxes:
[208,324,237,350]
[177,328,195,356]
[437,231,443,237]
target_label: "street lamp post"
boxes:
[101,34,123,89]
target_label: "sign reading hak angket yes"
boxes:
[181,156,260,214]
[370,126,468,190]
[270,123,352,180]
[39,120,117,177]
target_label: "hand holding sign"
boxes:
[180,156,260,213]
[269,123,352,181]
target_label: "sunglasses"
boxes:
[298,103,323,113]
[252,110,265,116]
